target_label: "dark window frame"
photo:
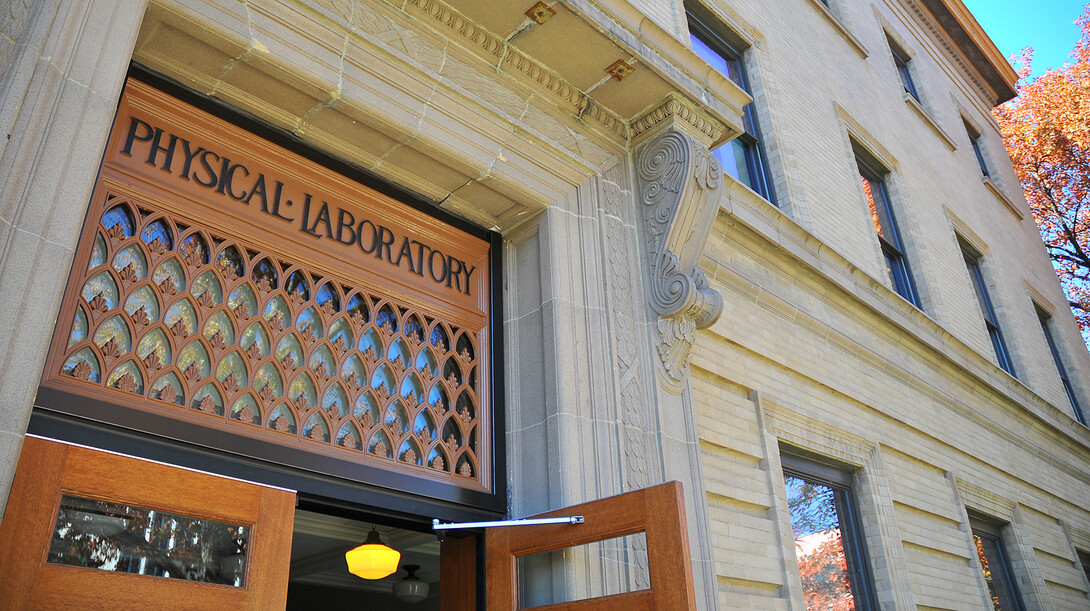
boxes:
[780,450,879,611]
[1035,305,1085,424]
[969,516,1027,611]
[1078,549,1090,586]
[856,154,921,308]
[887,37,920,101]
[687,13,776,204]
[963,119,991,178]
[960,239,1016,376]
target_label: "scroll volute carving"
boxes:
[636,129,725,389]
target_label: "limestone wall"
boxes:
[689,1,1090,607]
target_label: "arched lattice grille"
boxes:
[56,191,483,483]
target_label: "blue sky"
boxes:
[962,0,1086,78]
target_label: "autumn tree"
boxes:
[992,8,1090,338]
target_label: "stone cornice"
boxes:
[405,0,629,142]
[406,0,741,148]
[910,0,1018,104]
[709,174,1090,455]
[935,0,1018,97]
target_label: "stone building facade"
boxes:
[0,0,1087,608]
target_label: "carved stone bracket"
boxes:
[637,128,725,391]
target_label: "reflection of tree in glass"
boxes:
[797,532,855,611]
[48,495,248,587]
[785,476,840,537]
[860,176,884,238]
[785,476,855,610]
[974,533,1002,610]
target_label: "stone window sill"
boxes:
[982,175,1024,220]
[903,92,957,151]
[805,0,869,58]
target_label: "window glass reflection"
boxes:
[785,475,856,610]
[973,530,1024,611]
[48,494,249,587]
[688,19,776,203]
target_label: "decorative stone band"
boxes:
[403,0,738,149]
[637,129,725,390]
[631,94,731,150]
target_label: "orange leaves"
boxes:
[993,8,1090,340]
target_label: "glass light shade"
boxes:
[393,578,429,603]
[345,527,400,580]
[393,565,430,603]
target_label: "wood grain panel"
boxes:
[486,481,696,611]
[441,534,478,611]
[0,436,295,610]
[40,77,495,495]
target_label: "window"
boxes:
[781,451,877,611]
[857,153,921,307]
[688,15,776,203]
[964,119,990,177]
[1036,305,1085,424]
[1078,549,1090,585]
[970,517,1026,611]
[887,38,919,101]
[42,79,498,497]
[960,239,1015,376]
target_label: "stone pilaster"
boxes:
[0,0,146,513]
[632,125,727,609]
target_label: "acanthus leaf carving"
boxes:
[339,431,355,448]
[158,276,177,297]
[131,306,150,328]
[115,373,138,394]
[655,315,696,385]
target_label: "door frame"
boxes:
[0,435,296,610]
[486,481,697,610]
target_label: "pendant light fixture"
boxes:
[345,525,401,580]
[392,564,430,603]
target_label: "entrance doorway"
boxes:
[0,435,698,610]
[287,509,440,610]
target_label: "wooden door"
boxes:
[486,481,697,610]
[0,436,296,610]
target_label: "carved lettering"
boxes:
[120,114,481,296]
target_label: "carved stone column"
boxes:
[636,127,725,391]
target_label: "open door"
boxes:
[0,436,296,610]
[486,481,697,610]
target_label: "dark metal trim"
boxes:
[29,407,501,522]
[488,230,508,512]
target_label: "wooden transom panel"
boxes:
[41,78,493,493]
